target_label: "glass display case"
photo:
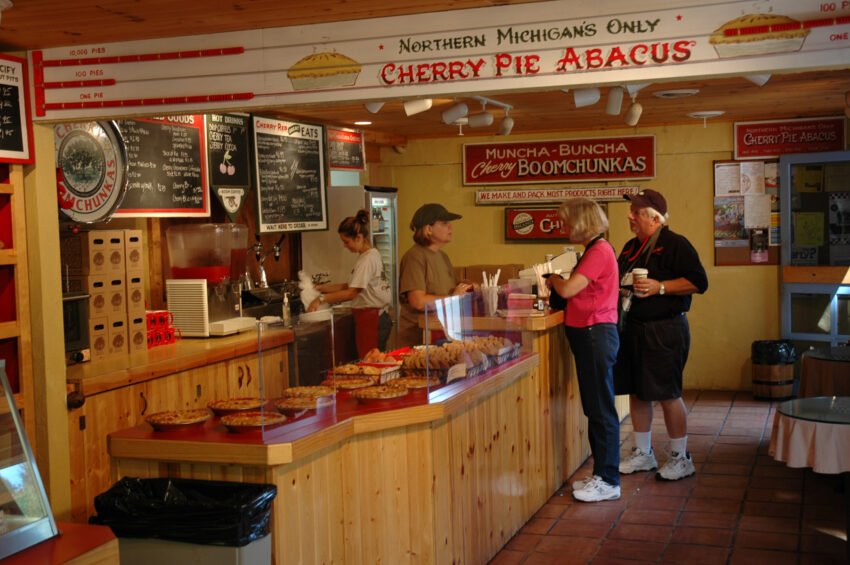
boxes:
[0,360,58,559]
[779,150,850,347]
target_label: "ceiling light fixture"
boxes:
[744,74,771,86]
[606,87,624,115]
[652,89,700,99]
[688,110,725,128]
[403,98,433,116]
[573,87,601,108]
[467,99,494,128]
[364,102,384,113]
[624,83,651,98]
[624,91,644,127]
[499,110,514,136]
[354,121,372,125]
[441,101,468,124]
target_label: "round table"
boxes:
[769,396,850,562]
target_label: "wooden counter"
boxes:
[66,327,294,522]
[108,312,629,565]
[2,522,118,565]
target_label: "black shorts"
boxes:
[614,314,690,401]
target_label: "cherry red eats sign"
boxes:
[734,117,845,160]
[463,135,655,185]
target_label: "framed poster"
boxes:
[505,207,570,241]
[113,115,209,217]
[327,127,364,170]
[0,54,34,164]
[205,113,251,222]
[252,116,326,233]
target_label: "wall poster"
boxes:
[205,113,251,222]
[252,116,326,233]
[0,54,34,164]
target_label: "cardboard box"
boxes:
[89,317,109,360]
[108,318,128,356]
[124,229,144,272]
[128,314,147,352]
[61,231,110,276]
[105,230,126,274]
[105,275,126,317]
[67,275,109,319]
[125,272,146,316]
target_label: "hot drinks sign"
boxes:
[463,135,655,185]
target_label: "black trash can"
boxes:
[751,340,797,400]
[91,477,277,564]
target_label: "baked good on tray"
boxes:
[393,376,441,390]
[350,385,408,401]
[321,377,375,389]
[221,411,287,431]
[280,385,336,398]
[145,408,211,430]
[274,395,334,412]
[208,397,263,415]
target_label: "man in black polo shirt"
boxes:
[615,189,708,481]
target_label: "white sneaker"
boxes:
[619,447,658,474]
[571,474,596,491]
[656,451,695,481]
[572,476,621,502]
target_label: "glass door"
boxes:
[366,187,398,348]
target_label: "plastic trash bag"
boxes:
[91,477,277,547]
[751,340,797,365]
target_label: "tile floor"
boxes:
[489,390,848,565]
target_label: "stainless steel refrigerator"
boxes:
[301,185,399,347]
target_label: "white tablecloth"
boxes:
[769,411,850,474]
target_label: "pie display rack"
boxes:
[208,397,265,417]
[145,408,212,432]
[220,411,288,433]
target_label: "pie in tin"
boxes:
[274,396,334,413]
[393,376,441,390]
[208,397,263,415]
[321,377,375,389]
[280,385,335,398]
[221,411,287,431]
[350,385,408,401]
[145,408,211,431]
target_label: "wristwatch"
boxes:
[659,282,666,295]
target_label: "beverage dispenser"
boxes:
[165,223,252,336]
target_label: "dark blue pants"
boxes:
[564,323,620,486]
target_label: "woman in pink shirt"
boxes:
[547,197,620,502]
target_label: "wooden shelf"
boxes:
[0,184,13,195]
[0,249,17,265]
[0,321,20,340]
[782,266,850,285]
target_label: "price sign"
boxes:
[0,54,34,164]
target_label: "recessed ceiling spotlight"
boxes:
[653,89,700,99]
[354,121,372,125]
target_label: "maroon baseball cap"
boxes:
[624,189,667,216]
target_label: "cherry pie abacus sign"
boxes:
[505,207,569,241]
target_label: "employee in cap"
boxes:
[614,189,708,481]
[397,203,476,347]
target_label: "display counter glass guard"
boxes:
[0,360,58,559]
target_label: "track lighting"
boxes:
[364,102,384,113]
[499,110,514,136]
[441,102,468,124]
[745,74,771,86]
[573,87,601,108]
[605,87,624,115]
[624,91,643,126]
[466,99,493,128]
[403,98,433,116]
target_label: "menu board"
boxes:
[252,116,326,233]
[0,54,33,164]
[205,113,251,222]
[327,127,365,170]
[114,115,209,217]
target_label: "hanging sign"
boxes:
[734,117,845,160]
[505,208,571,241]
[464,136,654,185]
[0,54,34,164]
[327,127,365,170]
[252,116,326,233]
[205,113,251,222]
[476,185,641,205]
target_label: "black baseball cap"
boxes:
[410,203,462,230]
[624,189,667,216]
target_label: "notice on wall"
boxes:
[734,117,845,160]
[114,115,209,217]
[327,127,365,170]
[252,116,326,233]
[205,113,251,222]
[0,54,33,164]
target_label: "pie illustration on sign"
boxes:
[287,51,361,90]
[709,14,810,58]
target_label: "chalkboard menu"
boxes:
[0,54,33,164]
[252,116,326,233]
[114,115,209,217]
[327,127,364,170]
[205,113,251,222]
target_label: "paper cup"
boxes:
[632,268,648,296]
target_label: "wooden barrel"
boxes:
[752,363,795,400]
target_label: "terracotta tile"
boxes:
[546,492,573,505]
[671,525,734,546]
[505,533,542,552]
[548,518,612,538]
[734,530,799,551]
[728,547,800,565]
[560,504,623,522]
[629,493,686,511]
[620,508,680,525]
[521,552,591,565]
[745,487,802,504]
[677,511,739,529]
[597,539,665,561]
[802,504,845,522]
[748,476,802,490]
[690,485,747,500]
[684,497,742,514]
[533,534,601,556]
[520,518,557,535]
[737,515,799,533]
[800,532,848,556]
[660,542,730,564]
[800,554,847,565]
[716,435,763,445]
[591,558,656,565]
[534,502,566,519]
[609,522,672,543]
[487,549,526,565]
[696,474,749,488]
[752,465,804,479]
[701,462,751,476]
[742,501,801,519]
[635,479,695,497]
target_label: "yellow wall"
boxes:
[369,122,781,391]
